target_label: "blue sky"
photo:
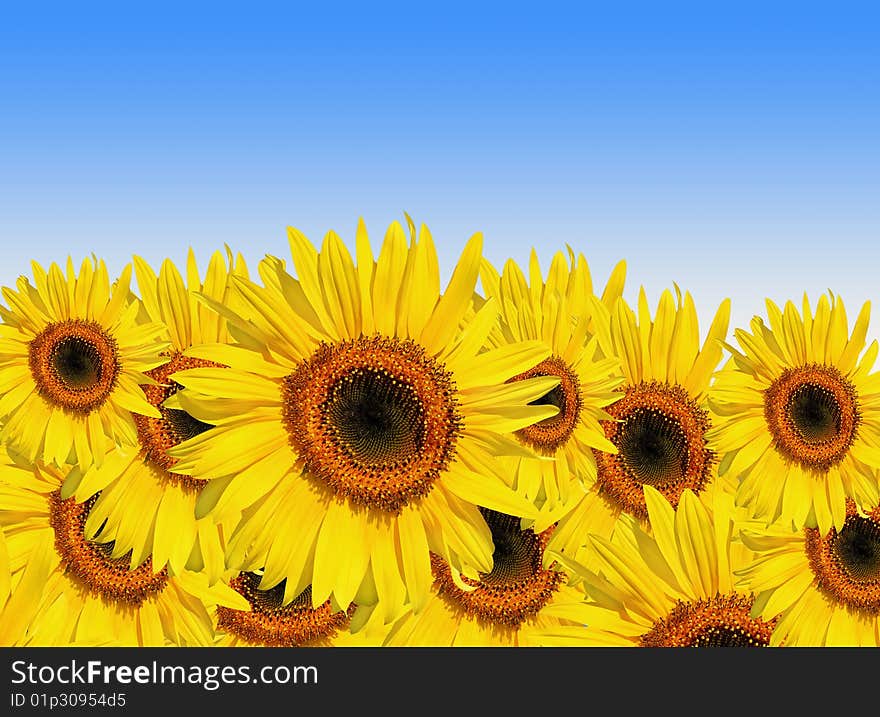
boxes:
[1,2,878,341]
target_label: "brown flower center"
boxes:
[764,365,860,472]
[28,320,120,413]
[281,335,462,513]
[511,356,581,454]
[596,381,715,519]
[640,593,777,647]
[432,510,563,630]
[805,502,880,613]
[133,352,219,492]
[216,573,354,647]
[48,491,168,605]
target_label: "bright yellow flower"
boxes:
[165,218,556,623]
[0,448,247,646]
[553,485,777,646]
[549,287,731,565]
[0,258,169,469]
[736,500,880,646]
[478,249,625,528]
[385,510,591,646]
[708,293,880,534]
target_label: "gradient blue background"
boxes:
[2,2,878,341]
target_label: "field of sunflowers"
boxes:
[1,216,877,647]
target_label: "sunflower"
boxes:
[549,287,731,564]
[550,485,778,646]
[165,218,556,623]
[58,248,249,580]
[0,257,169,470]
[214,569,390,647]
[736,500,880,646]
[384,509,592,646]
[707,293,880,535]
[0,448,248,646]
[477,249,625,529]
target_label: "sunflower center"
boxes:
[28,320,120,413]
[281,335,462,514]
[482,513,541,586]
[764,365,859,472]
[165,408,214,442]
[790,385,840,442]
[806,504,880,612]
[640,593,776,647]
[618,408,688,486]
[511,356,581,454]
[133,352,220,492]
[48,491,168,606]
[216,573,354,647]
[53,336,101,387]
[325,367,423,465]
[596,381,714,519]
[432,510,563,629]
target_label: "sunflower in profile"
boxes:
[0,257,169,469]
[736,499,880,646]
[165,218,556,623]
[214,569,390,647]
[0,448,247,646]
[549,287,731,563]
[384,509,592,646]
[59,249,249,580]
[478,250,625,528]
[708,293,880,535]
[552,485,778,647]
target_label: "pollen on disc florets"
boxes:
[48,491,168,606]
[216,573,355,647]
[432,510,563,631]
[280,334,463,514]
[511,355,582,455]
[28,320,121,414]
[133,352,220,492]
[805,501,880,613]
[764,364,860,472]
[596,381,715,519]
[640,593,777,647]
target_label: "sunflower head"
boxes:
[163,217,559,618]
[738,499,880,646]
[582,288,730,522]
[279,334,464,513]
[476,249,625,524]
[0,257,170,469]
[709,293,880,534]
[49,491,169,605]
[0,453,246,646]
[805,500,880,613]
[431,509,565,631]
